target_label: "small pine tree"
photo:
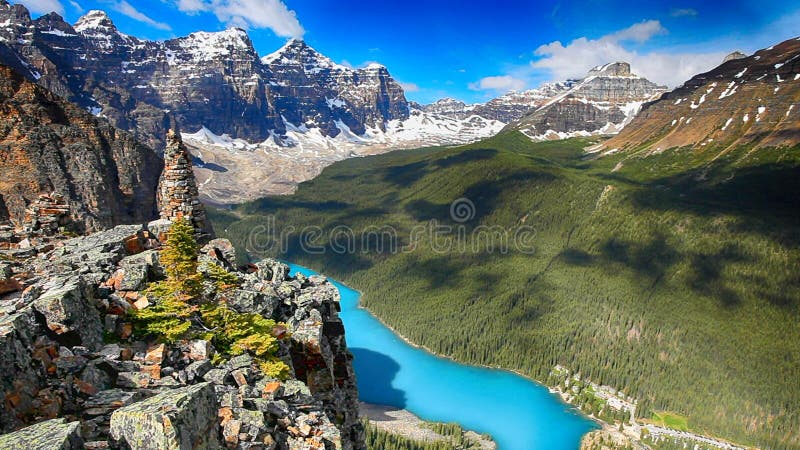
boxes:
[159,218,202,298]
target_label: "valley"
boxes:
[211,132,800,450]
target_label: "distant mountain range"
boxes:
[2,0,797,205]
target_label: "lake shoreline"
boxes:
[289,262,599,450]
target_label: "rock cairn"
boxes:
[157,129,212,241]
[22,192,72,235]
[0,192,74,259]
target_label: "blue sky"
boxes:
[13,0,800,103]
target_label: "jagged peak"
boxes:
[74,10,115,33]
[181,27,254,50]
[588,62,635,77]
[430,97,466,106]
[261,37,347,72]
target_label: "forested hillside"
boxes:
[211,132,800,449]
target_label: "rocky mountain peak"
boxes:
[723,50,748,63]
[74,10,116,33]
[588,61,635,77]
[262,37,344,72]
[174,28,257,62]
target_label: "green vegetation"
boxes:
[650,411,689,432]
[130,219,289,378]
[211,132,800,449]
[363,419,480,450]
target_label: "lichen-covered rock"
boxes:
[0,308,48,432]
[118,250,162,291]
[109,382,222,450]
[32,277,103,350]
[0,418,83,449]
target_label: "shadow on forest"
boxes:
[244,197,350,213]
[404,170,556,225]
[434,148,498,168]
[630,163,800,245]
[382,160,429,187]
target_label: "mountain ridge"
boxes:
[602,36,800,153]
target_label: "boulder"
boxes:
[147,219,173,243]
[0,418,84,449]
[0,309,47,432]
[32,277,103,350]
[109,382,222,450]
[118,250,162,291]
[200,238,237,270]
[0,262,20,295]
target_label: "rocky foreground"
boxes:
[0,220,365,449]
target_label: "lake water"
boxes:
[288,263,597,450]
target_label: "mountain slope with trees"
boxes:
[211,131,800,449]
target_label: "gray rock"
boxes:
[118,250,161,290]
[147,219,173,242]
[0,418,84,450]
[109,382,222,450]
[0,308,47,432]
[225,354,254,370]
[32,277,103,350]
[184,359,212,382]
[202,368,230,385]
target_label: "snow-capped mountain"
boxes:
[0,2,413,150]
[185,107,504,203]
[602,38,800,153]
[416,81,578,123]
[506,62,668,140]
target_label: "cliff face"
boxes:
[507,62,668,139]
[0,63,162,233]
[263,39,409,137]
[0,3,409,150]
[603,37,800,152]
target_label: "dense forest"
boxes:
[211,132,800,449]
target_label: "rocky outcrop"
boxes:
[0,63,163,233]
[157,130,212,240]
[603,37,800,152]
[507,62,667,139]
[109,382,221,449]
[0,2,409,149]
[0,223,365,449]
[0,418,84,450]
[723,51,747,63]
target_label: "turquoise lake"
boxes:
[288,263,597,450]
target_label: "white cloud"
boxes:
[69,0,83,13]
[670,8,698,17]
[399,82,419,92]
[607,20,666,43]
[14,0,65,15]
[532,20,726,88]
[469,75,526,92]
[173,0,304,38]
[103,1,172,30]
